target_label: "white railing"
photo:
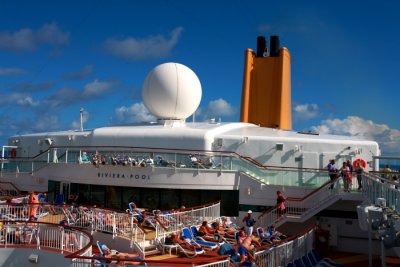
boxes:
[1,201,220,259]
[258,171,399,231]
[258,179,341,227]
[362,172,400,212]
[70,258,231,267]
[155,202,221,239]
[254,227,315,267]
[0,222,91,256]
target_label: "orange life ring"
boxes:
[353,158,366,168]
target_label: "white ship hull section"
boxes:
[2,164,240,191]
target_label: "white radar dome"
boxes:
[142,62,202,120]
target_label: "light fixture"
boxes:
[276,143,284,151]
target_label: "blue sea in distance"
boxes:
[379,163,400,171]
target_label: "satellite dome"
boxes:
[142,62,202,120]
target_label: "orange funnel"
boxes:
[240,36,292,130]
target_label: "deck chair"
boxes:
[93,254,107,267]
[311,249,346,267]
[175,243,205,258]
[96,240,107,256]
[126,202,152,227]
[96,241,112,267]
[234,231,240,245]
[294,259,303,267]
[217,242,240,266]
[256,227,273,244]
[126,202,145,215]
[182,227,218,250]
[190,225,224,245]
[307,251,318,266]
[62,207,80,226]
[301,255,313,267]
[97,240,147,266]
[21,223,39,245]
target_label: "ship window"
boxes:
[91,185,105,207]
[297,130,319,135]
[181,190,201,208]
[295,156,303,162]
[160,189,180,210]
[276,143,284,151]
[107,186,122,210]
[220,190,239,217]
[216,138,223,147]
[122,188,141,209]
[58,182,239,217]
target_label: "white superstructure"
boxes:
[0,49,386,259]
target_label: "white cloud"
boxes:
[207,99,235,117]
[16,96,39,107]
[0,93,39,108]
[113,102,156,123]
[82,79,115,97]
[0,22,69,52]
[195,98,236,121]
[293,103,319,120]
[0,67,25,76]
[103,27,183,61]
[312,116,400,154]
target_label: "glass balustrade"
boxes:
[1,147,331,189]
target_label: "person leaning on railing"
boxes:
[355,162,364,191]
[327,159,338,189]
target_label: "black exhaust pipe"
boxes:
[256,36,267,57]
[269,35,280,57]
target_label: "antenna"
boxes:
[80,108,84,132]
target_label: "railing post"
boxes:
[130,215,134,248]
[112,213,116,238]
[61,228,65,253]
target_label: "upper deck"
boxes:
[7,120,379,171]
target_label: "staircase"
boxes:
[257,179,344,227]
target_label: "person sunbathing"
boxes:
[237,230,261,247]
[171,232,202,251]
[221,216,239,231]
[238,237,258,267]
[102,244,142,265]
[196,222,223,243]
[267,225,287,240]
[212,221,236,238]
[198,221,216,236]
[258,227,279,244]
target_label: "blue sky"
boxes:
[0,0,399,155]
